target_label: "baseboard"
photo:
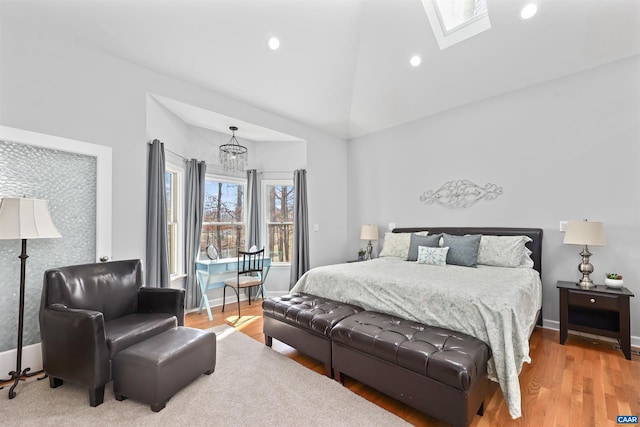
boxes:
[185,290,291,315]
[542,319,640,350]
[0,342,43,383]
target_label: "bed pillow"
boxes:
[416,246,449,266]
[407,233,441,261]
[477,235,533,268]
[379,232,411,258]
[442,233,481,267]
[521,247,534,268]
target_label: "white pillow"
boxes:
[416,246,449,266]
[379,232,411,258]
[477,235,532,268]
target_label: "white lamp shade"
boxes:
[360,225,379,241]
[563,220,605,246]
[0,198,62,240]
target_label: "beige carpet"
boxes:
[1,325,409,426]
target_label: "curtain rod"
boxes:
[151,141,293,175]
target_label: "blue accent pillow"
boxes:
[442,233,481,267]
[407,233,441,261]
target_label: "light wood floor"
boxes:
[186,301,640,427]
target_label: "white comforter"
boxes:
[290,257,542,419]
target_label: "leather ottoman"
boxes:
[331,311,491,427]
[112,326,216,411]
[262,293,363,377]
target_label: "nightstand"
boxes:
[557,280,635,359]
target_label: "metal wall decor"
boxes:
[419,179,503,209]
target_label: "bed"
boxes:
[290,227,543,419]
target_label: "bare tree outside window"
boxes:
[201,179,245,258]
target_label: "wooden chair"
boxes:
[222,248,265,317]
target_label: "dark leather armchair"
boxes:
[39,259,185,407]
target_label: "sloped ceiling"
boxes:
[2,0,639,139]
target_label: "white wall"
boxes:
[0,17,349,275]
[348,55,640,340]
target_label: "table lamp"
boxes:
[563,219,606,288]
[360,225,379,261]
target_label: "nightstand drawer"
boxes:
[568,291,618,310]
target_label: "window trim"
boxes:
[165,162,184,279]
[262,179,294,266]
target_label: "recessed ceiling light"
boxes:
[410,55,422,67]
[520,3,538,20]
[267,37,280,50]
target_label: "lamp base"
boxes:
[578,277,596,289]
[577,245,596,289]
[365,240,373,261]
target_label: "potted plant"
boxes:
[605,273,624,288]
[358,248,366,261]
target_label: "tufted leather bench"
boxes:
[331,311,491,427]
[262,293,363,377]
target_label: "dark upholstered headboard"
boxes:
[392,227,543,277]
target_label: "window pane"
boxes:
[168,223,176,275]
[202,179,245,259]
[165,171,173,221]
[267,224,293,262]
[268,185,294,222]
[204,181,244,223]
[201,224,245,259]
[165,170,177,275]
[266,184,294,263]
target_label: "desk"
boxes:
[196,257,271,320]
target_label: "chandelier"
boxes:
[219,126,248,173]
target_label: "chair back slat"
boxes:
[237,248,265,275]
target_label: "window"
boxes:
[202,177,245,259]
[165,166,182,276]
[263,181,294,263]
[422,0,491,50]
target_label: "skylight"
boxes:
[422,0,491,50]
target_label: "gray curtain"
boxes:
[290,169,310,289]
[145,139,170,287]
[246,169,260,250]
[184,159,207,309]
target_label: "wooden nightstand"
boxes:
[557,280,635,359]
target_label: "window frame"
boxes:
[165,162,184,279]
[201,174,247,259]
[262,179,294,266]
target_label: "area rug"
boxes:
[0,325,409,426]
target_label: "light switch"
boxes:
[313,224,319,232]
[559,221,567,232]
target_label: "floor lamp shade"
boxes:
[0,197,61,400]
[0,198,61,239]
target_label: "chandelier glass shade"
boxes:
[219,126,248,173]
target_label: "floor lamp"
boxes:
[0,198,61,399]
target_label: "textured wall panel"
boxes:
[0,141,96,352]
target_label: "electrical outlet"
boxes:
[559,221,567,232]
[388,222,396,231]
